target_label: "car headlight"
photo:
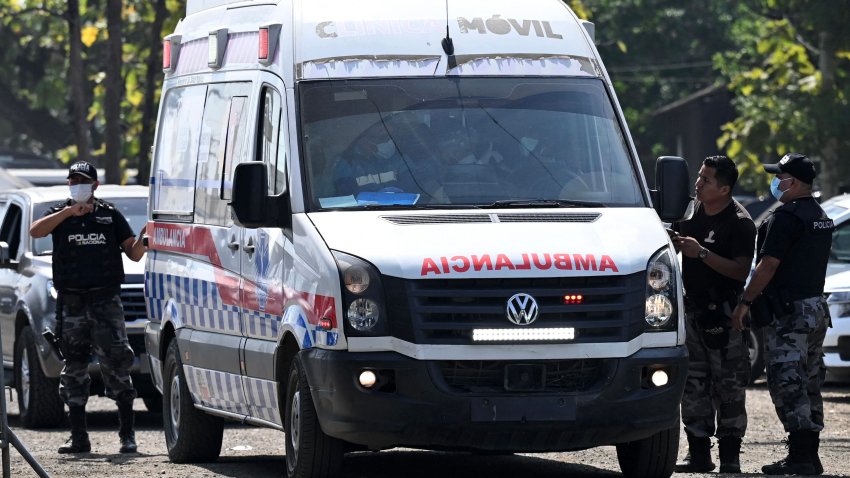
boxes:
[827,291,850,318]
[46,280,58,300]
[333,251,387,336]
[645,248,679,330]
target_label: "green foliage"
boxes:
[715,1,850,196]
[0,0,184,178]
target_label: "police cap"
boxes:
[763,153,816,184]
[67,161,98,181]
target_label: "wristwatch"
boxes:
[739,297,753,307]
[697,247,709,260]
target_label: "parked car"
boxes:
[0,150,68,186]
[0,185,159,428]
[824,270,850,382]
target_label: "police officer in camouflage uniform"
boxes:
[30,161,147,455]
[732,153,832,475]
[671,156,756,473]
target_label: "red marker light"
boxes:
[163,40,171,70]
[563,294,584,304]
[259,27,269,60]
[318,318,334,330]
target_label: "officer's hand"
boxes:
[731,304,748,331]
[67,203,93,216]
[673,235,701,258]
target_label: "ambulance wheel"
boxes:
[284,355,344,478]
[163,339,223,462]
[14,326,64,429]
[615,425,678,478]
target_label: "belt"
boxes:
[60,285,121,297]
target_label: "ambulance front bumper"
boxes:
[301,345,687,451]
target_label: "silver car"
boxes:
[0,185,159,428]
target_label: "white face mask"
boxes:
[69,184,93,203]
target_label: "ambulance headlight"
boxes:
[347,298,380,331]
[343,265,370,294]
[333,251,388,336]
[645,248,679,330]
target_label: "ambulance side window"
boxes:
[193,82,252,226]
[152,84,207,220]
[257,86,287,195]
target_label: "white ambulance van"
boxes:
[144,1,692,477]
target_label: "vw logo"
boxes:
[506,293,539,325]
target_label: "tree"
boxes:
[716,1,850,196]
[104,0,123,184]
[0,0,184,183]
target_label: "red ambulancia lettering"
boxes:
[420,253,619,276]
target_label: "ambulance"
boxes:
[144,1,692,477]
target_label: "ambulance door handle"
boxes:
[227,234,240,251]
[243,238,255,255]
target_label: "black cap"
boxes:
[67,161,97,181]
[763,153,815,184]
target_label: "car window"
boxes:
[31,197,147,255]
[0,203,23,259]
[0,153,63,169]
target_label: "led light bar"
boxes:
[472,328,576,342]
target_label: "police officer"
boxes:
[732,153,832,475]
[671,156,756,473]
[29,161,147,454]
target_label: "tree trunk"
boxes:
[815,31,846,196]
[66,0,90,164]
[136,0,168,186]
[104,0,123,184]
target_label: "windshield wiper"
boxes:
[477,199,605,209]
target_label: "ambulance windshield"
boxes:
[299,77,643,210]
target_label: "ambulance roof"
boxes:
[173,0,600,80]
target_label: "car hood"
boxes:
[825,269,850,293]
[307,208,670,279]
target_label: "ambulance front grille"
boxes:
[383,273,645,345]
[436,359,606,394]
[120,284,147,322]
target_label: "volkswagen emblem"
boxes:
[506,293,539,325]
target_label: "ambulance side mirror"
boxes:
[651,156,691,222]
[231,162,291,230]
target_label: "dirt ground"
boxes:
[1,380,849,477]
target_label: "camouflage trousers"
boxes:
[58,290,137,407]
[764,295,829,433]
[681,309,749,438]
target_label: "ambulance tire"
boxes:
[163,340,224,463]
[14,326,64,429]
[285,355,344,478]
[615,425,678,478]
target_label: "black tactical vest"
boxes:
[757,197,834,301]
[50,199,126,290]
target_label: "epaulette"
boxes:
[94,198,116,210]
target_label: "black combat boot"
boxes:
[762,430,816,475]
[718,436,742,473]
[117,400,137,453]
[674,433,716,473]
[58,406,91,454]
[808,430,823,475]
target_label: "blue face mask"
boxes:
[770,177,792,201]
